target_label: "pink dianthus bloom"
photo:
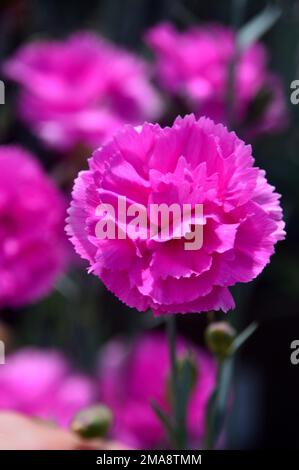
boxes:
[4,32,162,151]
[0,146,67,308]
[0,348,95,427]
[66,114,285,314]
[97,333,216,449]
[145,23,288,136]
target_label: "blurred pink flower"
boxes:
[4,32,162,151]
[0,348,95,427]
[145,22,288,136]
[97,333,216,449]
[66,114,285,314]
[0,146,67,308]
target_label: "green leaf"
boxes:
[230,322,258,354]
[204,358,234,449]
[237,5,281,51]
[151,400,176,444]
[176,352,197,422]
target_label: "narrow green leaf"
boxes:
[230,321,258,354]
[237,5,281,51]
[151,400,176,443]
[176,353,197,420]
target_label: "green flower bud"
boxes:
[166,351,198,405]
[71,404,113,439]
[177,352,198,390]
[205,321,236,360]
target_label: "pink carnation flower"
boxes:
[0,348,94,427]
[145,23,288,136]
[4,32,162,151]
[0,146,67,308]
[66,114,285,314]
[97,333,216,448]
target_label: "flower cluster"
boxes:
[146,22,288,136]
[4,32,162,151]
[0,17,288,452]
[0,348,94,427]
[0,146,67,307]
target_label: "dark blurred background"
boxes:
[0,0,299,449]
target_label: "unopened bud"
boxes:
[166,351,198,404]
[177,352,198,390]
[205,322,236,360]
[71,404,113,439]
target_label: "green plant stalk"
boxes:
[204,357,233,450]
[204,321,257,449]
[166,316,187,449]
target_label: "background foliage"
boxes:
[0,0,298,449]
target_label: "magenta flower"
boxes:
[0,146,67,308]
[66,114,285,314]
[97,333,216,448]
[0,348,95,427]
[4,32,162,151]
[145,23,288,136]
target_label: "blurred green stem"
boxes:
[204,321,257,449]
[204,357,233,449]
[166,316,187,449]
[227,0,246,129]
[231,0,247,29]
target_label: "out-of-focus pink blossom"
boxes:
[4,32,162,151]
[0,146,67,307]
[0,348,95,428]
[145,22,288,136]
[97,333,216,449]
[66,114,285,314]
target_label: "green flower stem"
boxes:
[153,316,194,449]
[204,357,233,450]
[204,321,258,449]
[166,315,187,450]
